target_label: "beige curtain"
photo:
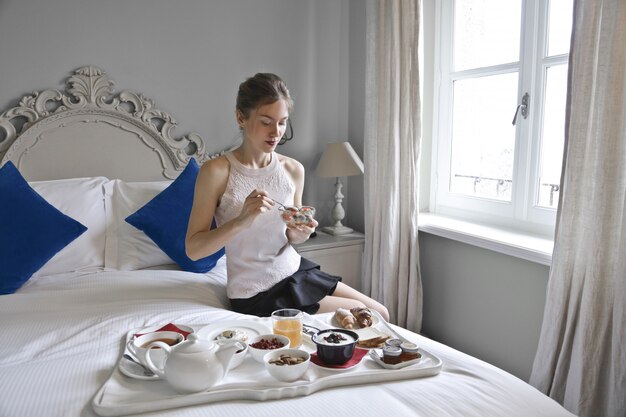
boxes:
[530,1,626,416]
[363,0,422,332]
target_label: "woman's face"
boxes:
[239,99,289,153]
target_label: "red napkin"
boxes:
[311,347,368,369]
[135,323,192,339]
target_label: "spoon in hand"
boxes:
[268,197,288,210]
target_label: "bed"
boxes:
[0,67,575,417]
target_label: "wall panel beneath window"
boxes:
[419,232,550,382]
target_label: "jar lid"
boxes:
[383,345,402,356]
[400,342,419,352]
[385,338,403,348]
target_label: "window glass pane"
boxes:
[450,73,518,201]
[454,0,522,71]
[537,64,567,208]
[547,0,574,56]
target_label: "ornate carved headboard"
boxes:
[0,66,227,181]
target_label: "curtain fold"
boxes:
[363,0,422,332]
[530,1,626,416]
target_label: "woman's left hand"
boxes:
[286,218,318,244]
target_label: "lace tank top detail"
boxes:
[215,152,301,299]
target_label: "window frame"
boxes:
[430,0,568,238]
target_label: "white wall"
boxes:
[0,0,352,228]
[346,0,367,231]
[419,233,549,381]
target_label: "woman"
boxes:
[186,73,389,320]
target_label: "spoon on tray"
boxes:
[123,354,155,376]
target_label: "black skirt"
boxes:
[229,257,342,317]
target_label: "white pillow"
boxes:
[30,177,108,276]
[104,179,176,270]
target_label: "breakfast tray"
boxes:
[92,314,442,417]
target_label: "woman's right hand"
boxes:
[237,189,273,227]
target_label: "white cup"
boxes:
[126,331,184,368]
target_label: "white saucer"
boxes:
[118,356,160,381]
[329,311,379,329]
[196,320,270,342]
[120,323,194,380]
[327,313,387,343]
[133,324,194,338]
[368,349,423,370]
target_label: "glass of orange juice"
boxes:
[271,308,303,348]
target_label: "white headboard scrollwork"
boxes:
[0,66,227,181]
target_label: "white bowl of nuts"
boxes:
[264,348,311,382]
[247,334,290,363]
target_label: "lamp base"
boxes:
[322,225,354,236]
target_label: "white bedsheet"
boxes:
[0,259,575,417]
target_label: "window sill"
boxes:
[418,213,553,266]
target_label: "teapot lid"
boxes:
[174,333,216,354]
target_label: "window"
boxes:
[432,0,573,236]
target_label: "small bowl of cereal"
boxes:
[264,348,311,382]
[248,334,290,363]
[279,206,316,228]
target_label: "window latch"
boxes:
[512,92,530,125]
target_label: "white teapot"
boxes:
[144,333,243,393]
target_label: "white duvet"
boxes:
[0,259,574,417]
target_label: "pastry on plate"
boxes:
[350,307,373,328]
[334,308,357,329]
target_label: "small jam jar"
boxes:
[399,342,420,362]
[382,346,402,364]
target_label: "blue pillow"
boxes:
[125,158,224,273]
[0,161,87,294]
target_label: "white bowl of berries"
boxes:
[247,334,290,363]
[279,206,316,228]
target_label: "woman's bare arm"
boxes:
[185,158,273,260]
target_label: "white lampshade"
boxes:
[315,142,364,178]
[314,142,364,235]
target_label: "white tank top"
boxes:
[215,152,301,299]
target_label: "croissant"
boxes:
[334,308,356,329]
[350,307,373,328]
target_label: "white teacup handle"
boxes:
[126,339,145,361]
[144,341,171,378]
[126,340,138,358]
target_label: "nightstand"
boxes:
[293,231,365,291]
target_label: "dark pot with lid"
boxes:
[311,328,359,365]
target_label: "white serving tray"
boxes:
[92,316,442,417]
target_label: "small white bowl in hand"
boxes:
[279,206,316,228]
[264,348,311,382]
[247,334,290,363]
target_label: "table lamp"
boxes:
[314,142,364,235]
